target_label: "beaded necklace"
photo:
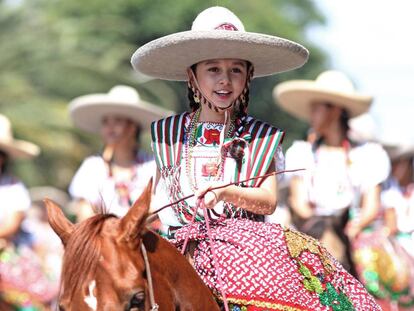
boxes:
[105,155,139,207]
[310,139,356,212]
[185,108,235,192]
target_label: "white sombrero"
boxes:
[384,144,414,161]
[131,6,309,81]
[69,85,172,133]
[0,114,40,159]
[29,186,69,207]
[274,70,372,121]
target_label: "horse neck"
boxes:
[0,298,13,311]
[143,231,219,310]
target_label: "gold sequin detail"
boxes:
[217,295,308,311]
[284,228,336,276]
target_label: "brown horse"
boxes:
[45,179,219,311]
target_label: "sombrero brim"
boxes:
[69,95,172,134]
[29,186,69,206]
[274,80,372,122]
[131,30,309,81]
[385,145,414,161]
[0,140,40,159]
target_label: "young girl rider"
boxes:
[131,6,380,310]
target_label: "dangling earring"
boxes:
[193,94,200,103]
[240,94,246,105]
[190,80,201,104]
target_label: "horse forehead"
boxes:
[99,244,145,277]
[98,220,145,275]
[101,217,121,236]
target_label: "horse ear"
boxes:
[120,178,153,242]
[44,198,74,246]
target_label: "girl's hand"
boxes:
[195,182,226,209]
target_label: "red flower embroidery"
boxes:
[204,129,221,145]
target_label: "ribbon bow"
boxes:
[223,134,251,149]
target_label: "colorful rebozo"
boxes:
[132,6,381,310]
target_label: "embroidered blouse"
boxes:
[152,112,284,227]
[69,152,156,217]
[285,141,390,216]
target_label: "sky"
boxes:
[307,0,414,143]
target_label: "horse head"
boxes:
[45,179,153,310]
[46,179,219,311]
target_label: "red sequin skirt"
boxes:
[173,219,380,311]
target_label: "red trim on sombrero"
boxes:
[215,23,238,31]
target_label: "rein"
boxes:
[150,168,305,215]
[140,243,159,311]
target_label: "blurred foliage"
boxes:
[0,0,328,189]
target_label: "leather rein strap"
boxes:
[140,243,159,311]
[151,168,305,215]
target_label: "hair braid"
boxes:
[238,63,254,117]
[230,63,254,163]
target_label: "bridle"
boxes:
[140,243,159,311]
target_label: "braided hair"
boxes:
[230,63,254,163]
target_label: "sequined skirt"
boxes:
[173,219,380,311]
[352,230,414,310]
[0,245,59,308]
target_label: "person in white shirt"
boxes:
[0,114,39,246]
[0,114,57,308]
[382,145,414,257]
[68,85,171,221]
[274,71,390,275]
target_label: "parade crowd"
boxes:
[1,6,413,311]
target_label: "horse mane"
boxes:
[60,213,116,301]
